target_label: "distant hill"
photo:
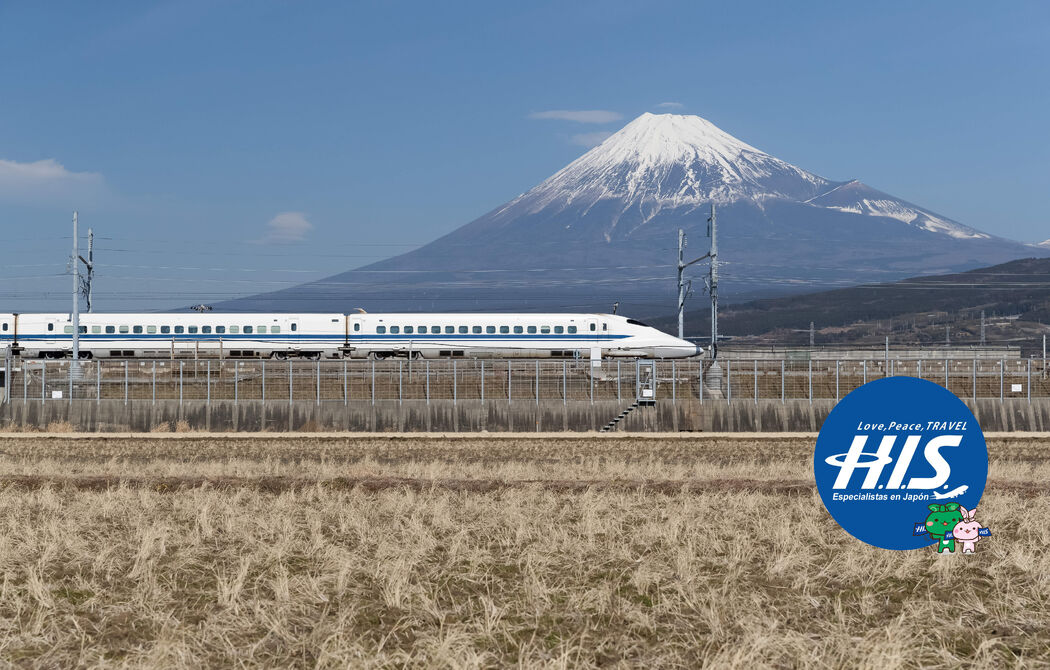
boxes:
[657,257,1050,348]
[217,113,1044,314]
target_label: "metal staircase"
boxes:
[601,400,641,432]
[601,360,659,432]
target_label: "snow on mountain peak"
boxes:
[515,113,831,215]
[592,112,767,166]
[488,112,993,244]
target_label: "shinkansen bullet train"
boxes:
[0,312,702,360]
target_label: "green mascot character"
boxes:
[925,503,964,553]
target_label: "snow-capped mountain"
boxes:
[514,113,830,217]
[221,113,1043,316]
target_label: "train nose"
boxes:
[648,339,703,359]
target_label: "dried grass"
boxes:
[44,421,73,433]
[0,435,1045,668]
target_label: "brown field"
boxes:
[0,434,1047,668]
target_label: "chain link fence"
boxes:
[2,356,1048,405]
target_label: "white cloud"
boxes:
[655,101,684,110]
[529,110,623,123]
[570,131,614,148]
[0,157,105,204]
[256,211,313,244]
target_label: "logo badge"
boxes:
[814,377,987,550]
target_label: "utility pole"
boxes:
[676,230,689,339]
[980,310,986,347]
[708,203,718,357]
[946,325,950,345]
[809,321,815,347]
[71,212,80,365]
[79,228,94,312]
[676,202,717,345]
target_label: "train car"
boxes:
[0,312,702,360]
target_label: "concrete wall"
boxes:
[3,398,1050,432]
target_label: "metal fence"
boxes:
[3,357,1050,405]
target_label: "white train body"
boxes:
[0,312,701,360]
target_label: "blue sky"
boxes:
[1,1,1047,311]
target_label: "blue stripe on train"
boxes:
[0,334,629,342]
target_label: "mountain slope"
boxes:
[804,180,988,240]
[652,257,1050,345]
[220,113,1043,313]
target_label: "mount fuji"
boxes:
[222,113,1041,316]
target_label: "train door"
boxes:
[584,318,598,340]
[584,318,602,367]
[282,316,300,348]
[347,317,364,356]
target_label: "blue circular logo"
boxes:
[814,377,987,550]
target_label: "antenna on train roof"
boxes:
[191,304,213,312]
[612,302,619,315]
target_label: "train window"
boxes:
[215,326,224,334]
[64,326,74,334]
[390,326,400,334]
[603,323,608,331]
[354,323,361,332]
[554,326,564,334]
[80,326,87,334]
[257,325,266,333]
[92,326,101,334]
[445,326,455,334]
[527,326,537,334]
[188,326,198,334]
[473,326,482,334]
[514,326,523,334]
[291,323,297,332]
[120,325,130,333]
[500,326,509,334]
[1,323,6,331]
[48,323,54,331]
[243,326,253,334]
[459,326,468,334]
[134,326,144,334]
[174,326,184,334]
[431,326,440,334]
[271,326,280,333]
[404,326,413,334]
[541,326,550,334]
[201,326,211,334]
[486,326,496,334]
[589,323,596,332]
[568,326,577,333]
[106,326,116,334]
[417,325,426,333]
[229,326,239,334]
[377,326,386,334]
[147,326,157,334]
[161,326,170,334]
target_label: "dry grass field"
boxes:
[0,434,1047,668]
